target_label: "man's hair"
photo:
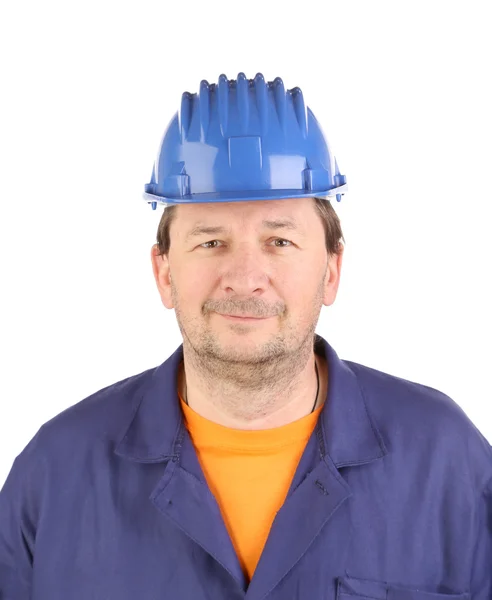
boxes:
[155,197,345,258]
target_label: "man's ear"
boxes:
[323,244,344,307]
[150,244,174,309]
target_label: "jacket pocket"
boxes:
[336,575,470,600]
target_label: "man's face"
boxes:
[151,197,343,366]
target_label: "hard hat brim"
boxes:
[143,185,347,207]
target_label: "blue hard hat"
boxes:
[143,72,347,210]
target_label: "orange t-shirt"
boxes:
[179,393,324,581]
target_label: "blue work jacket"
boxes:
[1,334,492,599]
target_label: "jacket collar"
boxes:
[114,334,387,468]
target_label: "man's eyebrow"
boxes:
[185,219,299,240]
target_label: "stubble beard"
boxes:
[170,276,325,397]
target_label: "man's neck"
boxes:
[177,351,328,430]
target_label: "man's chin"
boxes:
[197,337,285,365]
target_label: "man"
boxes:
[1,72,491,599]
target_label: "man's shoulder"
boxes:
[344,358,461,420]
[344,358,492,487]
[27,365,158,460]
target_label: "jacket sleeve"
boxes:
[0,429,44,600]
[469,467,492,600]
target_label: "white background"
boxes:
[1,1,491,486]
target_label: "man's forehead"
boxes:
[177,197,312,226]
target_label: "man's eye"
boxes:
[200,240,222,249]
[272,238,292,247]
[199,239,292,249]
